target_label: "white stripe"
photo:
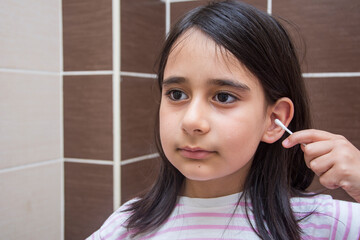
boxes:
[113,0,121,210]
[62,70,113,76]
[267,0,272,15]
[121,153,159,166]
[59,0,64,238]
[64,158,114,165]
[302,72,360,78]
[0,68,59,76]
[165,0,171,36]
[120,71,157,79]
[0,159,63,174]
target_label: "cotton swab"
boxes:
[275,119,306,146]
[275,119,293,135]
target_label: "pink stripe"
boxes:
[342,202,352,240]
[331,201,340,240]
[233,201,248,207]
[299,222,331,230]
[116,229,136,240]
[140,225,253,240]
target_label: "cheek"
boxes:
[159,105,176,151]
[218,116,265,160]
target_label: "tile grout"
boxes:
[63,154,160,166]
[2,68,360,78]
[0,158,63,174]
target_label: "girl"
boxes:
[88,1,360,239]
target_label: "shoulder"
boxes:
[86,198,139,240]
[291,194,360,239]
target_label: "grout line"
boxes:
[0,159,63,174]
[165,0,171,36]
[120,71,157,79]
[60,159,64,240]
[64,158,114,165]
[121,153,160,166]
[59,0,64,238]
[0,68,60,76]
[62,70,113,76]
[267,0,272,15]
[302,72,360,78]
[113,0,121,210]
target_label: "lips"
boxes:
[178,146,215,160]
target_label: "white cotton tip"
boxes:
[275,119,293,135]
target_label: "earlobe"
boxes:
[261,97,294,144]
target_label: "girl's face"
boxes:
[159,29,271,197]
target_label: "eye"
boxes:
[166,90,188,101]
[213,92,237,104]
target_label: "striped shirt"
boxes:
[87,193,360,239]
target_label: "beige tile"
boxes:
[0,72,61,169]
[0,161,62,239]
[0,0,60,71]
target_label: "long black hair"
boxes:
[124,1,314,239]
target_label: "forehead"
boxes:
[165,28,261,88]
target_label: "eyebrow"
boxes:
[162,76,186,86]
[162,76,251,91]
[209,79,250,91]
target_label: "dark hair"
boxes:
[124,1,314,239]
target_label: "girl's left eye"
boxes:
[213,92,237,104]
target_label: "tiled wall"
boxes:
[0,0,353,239]
[0,0,62,239]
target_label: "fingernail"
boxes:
[282,139,290,147]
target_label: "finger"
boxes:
[307,152,335,176]
[318,167,341,190]
[282,129,336,148]
[303,140,334,168]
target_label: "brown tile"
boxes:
[305,77,360,149]
[64,75,113,160]
[305,77,359,202]
[121,0,165,73]
[171,0,267,26]
[273,0,360,72]
[63,0,112,71]
[65,162,113,239]
[121,76,160,160]
[121,157,160,203]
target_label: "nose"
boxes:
[181,98,210,135]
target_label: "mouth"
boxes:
[178,146,215,160]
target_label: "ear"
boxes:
[261,97,294,144]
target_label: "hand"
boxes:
[282,129,360,203]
